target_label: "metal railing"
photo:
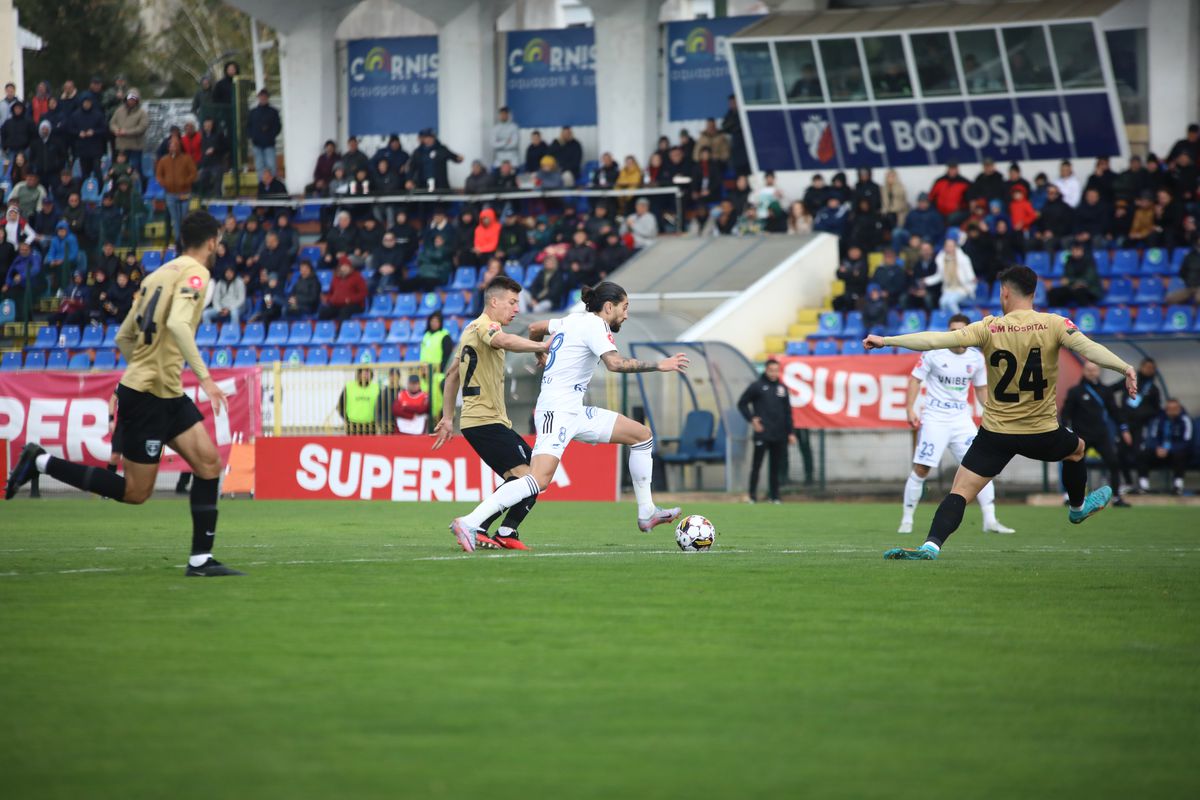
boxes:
[263,361,433,437]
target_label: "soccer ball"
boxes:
[675,515,716,551]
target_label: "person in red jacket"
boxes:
[180,119,203,164]
[1008,186,1038,233]
[392,374,431,435]
[928,162,971,225]
[318,258,367,320]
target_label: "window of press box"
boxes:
[777,40,824,104]
[732,42,781,105]
[1050,23,1104,89]
[816,38,868,102]
[862,35,912,99]
[955,29,1008,95]
[1001,26,1056,91]
[1105,28,1147,125]
[910,32,961,97]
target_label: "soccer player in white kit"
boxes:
[449,282,688,552]
[899,314,1015,535]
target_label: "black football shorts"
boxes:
[961,425,1081,478]
[114,384,205,465]
[462,423,531,477]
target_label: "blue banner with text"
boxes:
[666,16,763,122]
[504,28,597,128]
[347,37,439,136]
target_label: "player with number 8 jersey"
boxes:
[864,265,1138,561]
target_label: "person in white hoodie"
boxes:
[1052,160,1082,207]
[203,264,246,327]
[491,106,520,169]
[928,237,977,313]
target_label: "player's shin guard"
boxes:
[499,493,537,533]
[42,456,126,501]
[463,475,539,530]
[1061,458,1088,508]
[190,476,219,559]
[902,471,925,521]
[629,438,656,519]
[926,493,967,549]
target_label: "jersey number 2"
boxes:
[990,347,1048,403]
[460,346,481,396]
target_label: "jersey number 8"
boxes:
[544,333,565,371]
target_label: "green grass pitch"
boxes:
[1,498,1197,799]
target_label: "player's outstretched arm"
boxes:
[601,351,690,374]
[1059,331,1137,397]
[865,324,986,353]
[526,320,551,342]
[433,359,460,450]
[490,330,550,354]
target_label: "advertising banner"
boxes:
[504,28,597,128]
[255,435,619,502]
[347,36,439,135]
[775,354,920,429]
[0,368,262,471]
[665,15,763,121]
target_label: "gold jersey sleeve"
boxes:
[884,309,1131,435]
[457,313,511,429]
[118,255,211,398]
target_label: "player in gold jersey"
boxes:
[4,212,243,576]
[432,275,550,551]
[864,265,1138,560]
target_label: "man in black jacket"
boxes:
[738,359,797,504]
[407,129,463,191]
[1114,357,1163,491]
[1062,360,1132,506]
[246,89,282,174]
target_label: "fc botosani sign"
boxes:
[747,93,1122,171]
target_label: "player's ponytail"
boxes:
[581,281,626,314]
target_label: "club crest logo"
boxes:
[188,275,204,290]
[145,440,162,458]
[802,115,836,164]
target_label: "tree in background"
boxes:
[145,0,279,98]
[15,0,151,96]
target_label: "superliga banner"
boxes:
[776,354,921,430]
[504,28,597,128]
[0,368,262,471]
[347,36,438,136]
[256,436,618,502]
[666,15,763,121]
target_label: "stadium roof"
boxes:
[732,0,1122,38]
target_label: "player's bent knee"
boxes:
[123,486,151,504]
[912,464,931,478]
[1065,440,1087,462]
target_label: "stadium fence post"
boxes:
[272,360,283,437]
[817,430,826,494]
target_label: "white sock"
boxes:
[977,482,997,525]
[497,526,515,538]
[35,454,50,472]
[629,438,656,519]
[1069,505,1083,513]
[1174,477,1184,490]
[188,554,211,567]
[901,471,925,522]
[463,475,538,529]
[921,541,940,552]
[1138,476,1150,491]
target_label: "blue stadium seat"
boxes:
[1025,251,1051,276]
[1075,307,1101,334]
[1,352,22,371]
[336,320,362,345]
[443,317,463,341]
[241,322,266,346]
[812,339,839,356]
[231,203,253,222]
[24,350,47,369]
[988,282,1003,306]
[211,347,234,368]
[366,294,392,317]
[295,204,321,224]
[55,325,81,349]
[329,346,353,366]
[442,292,468,317]
[841,339,866,355]
[311,320,337,345]
[47,350,69,370]
[1170,247,1188,274]
[895,310,927,335]
[504,264,522,281]
[288,321,313,345]
[522,265,541,289]
[103,324,120,348]
[1166,276,1186,297]
[218,323,241,346]
[265,321,289,346]
[234,347,258,367]
[1132,305,1164,334]
[929,310,952,330]
[67,352,91,370]
[393,293,418,317]
[301,245,323,265]
[387,319,413,343]
[305,346,329,366]
[142,251,163,272]
[1160,306,1194,334]
[317,269,334,293]
[1092,250,1111,276]
[282,347,304,366]
[30,326,59,349]
[1104,278,1134,305]
[868,346,896,355]
[785,340,809,356]
[1100,307,1131,334]
[92,350,117,371]
[355,345,377,364]
[1110,250,1139,276]
[258,346,281,364]
[196,323,219,347]
[164,247,177,261]
[450,267,477,290]
[415,292,442,317]
[841,311,865,339]
[1033,282,1048,306]
[197,348,212,367]
[1140,248,1169,275]
[404,344,422,361]
[208,203,230,220]
[973,282,991,305]
[379,344,403,363]
[816,311,842,337]
[361,319,386,344]
[1134,278,1165,305]
[79,324,105,348]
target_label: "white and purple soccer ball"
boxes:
[675,515,716,552]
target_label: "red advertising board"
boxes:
[0,368,261,471]
[255,435,620,502]
[775,354,922,429]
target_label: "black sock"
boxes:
[106,463,118,473]
[44,456,125,501]
[926,493,967,548]
[499,494,537,534]
[1062,459,1088,507]
[480,477,516,532]
[190,476,220,556]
